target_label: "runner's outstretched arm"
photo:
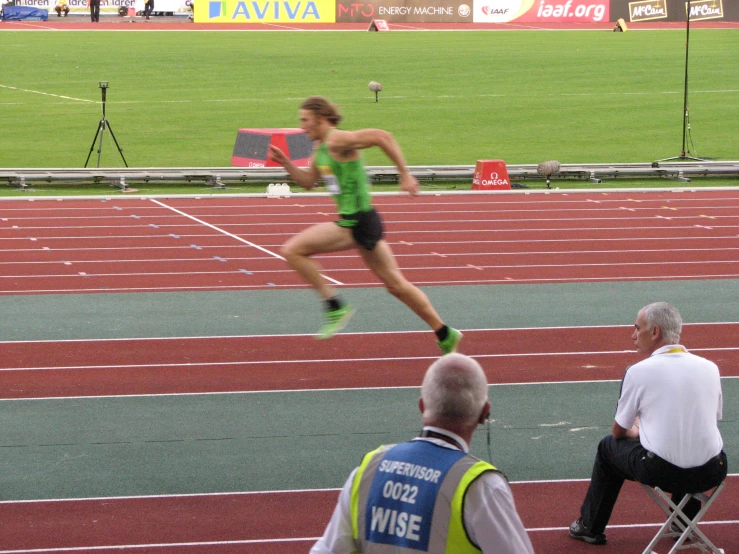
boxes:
[329,129,419,196]
[269,145,320,190]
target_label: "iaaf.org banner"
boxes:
[611,0,737,21]
[336,1,472,22]
[194,0,335,22]
[473,0,608,22]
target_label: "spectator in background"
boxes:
[144,0,154,19]
[311,353,534,554]
[55,0,69,16]
[89,0,100,22]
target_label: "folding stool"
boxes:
[641,481,726,554]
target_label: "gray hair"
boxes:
[643,302,682,344]
[421,354,489,426]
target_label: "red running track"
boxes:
[2,323,737,399]
[2,192,738,552]
[2,477,736,553]
[1,191,739,294]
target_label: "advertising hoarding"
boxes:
[336,0,472,22]
[15,0,135,15]
[194,0,335,21]
[14,0,193,14]
[337,0,611,23]
[611,0,737,22]
[473,0,608,22]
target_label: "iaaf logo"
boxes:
[474,0,534,23]
[687,0,723,21]
[482,5,509,15]
[628,0,666,21]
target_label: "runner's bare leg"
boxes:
[281,222,355,300]
[360,240,444,330]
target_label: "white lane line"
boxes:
[1,224,736,241]
[1,374,738,401]
[3,271,739,293]
[4,214,739,231]
[2,234,737,253]
[2,347,737,373]
[4,205,739,219]
[1,475,737,504]
[1,258,738,279]
[0,322,736,347]
[2,247,738,266]
[149,199,343,286]
[2,195,739,212]
[2,321,735,345]
[0,523,736,552]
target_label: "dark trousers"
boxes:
[580,435,727,534]
[89,0,100,21]
[144,0,154,16]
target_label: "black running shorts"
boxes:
[340,208,385,251]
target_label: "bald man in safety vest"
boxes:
[311,354,533,554]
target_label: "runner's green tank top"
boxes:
[314,137,372,227]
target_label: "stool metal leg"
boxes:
[641,482,726,554]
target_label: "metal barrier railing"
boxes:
[1,161,737,192]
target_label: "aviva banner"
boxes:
[195,0,335,22]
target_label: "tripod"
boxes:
[84,81,128,168]
[655,1,704,163]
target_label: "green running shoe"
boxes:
[437,327,463,354]
[316,305,355,340]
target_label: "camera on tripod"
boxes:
[84,80,128,168]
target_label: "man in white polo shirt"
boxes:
[569,302,727,545]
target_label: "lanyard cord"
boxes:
[419,429,465,452]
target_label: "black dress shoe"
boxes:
[569,518,607,545]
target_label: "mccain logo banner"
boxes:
[686,0,723,21]
[612,0,735,21]
[629,0,667,21]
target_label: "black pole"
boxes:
[679,1,691,157]
[654,0,704,164]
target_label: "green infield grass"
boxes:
[0,30,737,170]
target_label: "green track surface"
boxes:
[2,279,739,341]
[2,382,736,501]
[1,280,737,501]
